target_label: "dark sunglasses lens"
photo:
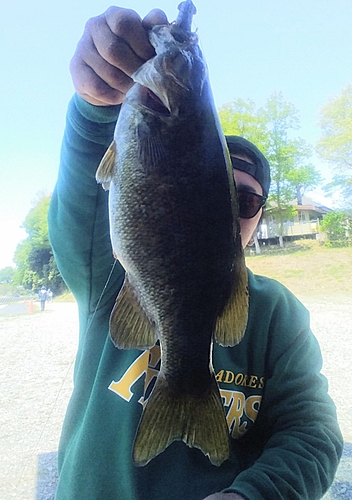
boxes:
[238,192,265,219]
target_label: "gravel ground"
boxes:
[0,297,351,500]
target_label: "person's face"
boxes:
[233,162,264,248]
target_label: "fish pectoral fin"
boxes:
[215,246,249,347]
[137,123,167,173]
[133,375,230,467]
[109,276,156,350]
[96,140,117,189]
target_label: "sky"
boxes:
[1,0,351,269]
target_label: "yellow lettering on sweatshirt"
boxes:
[109,351,149,402]
[109,355,263,438]
[245,394,262,422]
[221,389,245,436]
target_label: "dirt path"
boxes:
[0,302,78,500]
[0,298,351,499]
[299,295,352,500]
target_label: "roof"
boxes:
[296,205,332,214]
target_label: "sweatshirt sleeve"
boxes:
[224,276,343,500]
[48,94,125,312]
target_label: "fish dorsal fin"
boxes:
[110,275,157,350]
[96,140,117,190]
[214,237,249,347]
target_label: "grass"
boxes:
[53,241,352,301]
[245,240,352,297]
[54,291,75,302]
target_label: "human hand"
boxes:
[203,493,246,500]
[70,6,168,106]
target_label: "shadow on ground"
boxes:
[0,302,30,315]
[326,442,352,499]
[36,451,58,500]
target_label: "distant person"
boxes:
[47,289,53,302]
[38,286,47,311]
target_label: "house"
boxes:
[257,196,333,243]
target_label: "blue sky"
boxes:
[1,0,351,268]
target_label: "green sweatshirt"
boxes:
[48,94,343,500]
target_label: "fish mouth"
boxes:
[135,84,171,117]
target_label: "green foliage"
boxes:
[0,266,15,284]
[218,98,267,149]
[317,84,352,206]
[0,283,14,296]
[13,195,66,294]
[22,195,51,248]
[262,93,300,221]
[45,255,67,295]
[320,211,352,247]
[285,138,322,204]
[13,239,32,286]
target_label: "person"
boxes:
[48,6,343,500]
[38,286,48,311]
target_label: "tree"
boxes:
[286,139,322,205]
[218,98,267,150]
[0,266,15,284]
[317,84,352,207]
[260,93,300,246]
[320,211,352,246]
[219,92,321,247]
[14,195,66,294]
[219,92,326,247]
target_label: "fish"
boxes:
[96,0,248,467]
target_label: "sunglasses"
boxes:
[237,190,266,219]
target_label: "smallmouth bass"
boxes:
[96,0,248,467]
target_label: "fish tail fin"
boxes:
[215,237,249,347]
[133,374,230,466]
[110,275,156,349]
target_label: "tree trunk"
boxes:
[253,234,261,254]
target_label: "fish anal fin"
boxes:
[110,276,156,350]
[215,245,249,347]
[133,375,230,467]
[96,140,117,189]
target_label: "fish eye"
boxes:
[170,26,188,44]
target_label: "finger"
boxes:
[85,16,145,79]
[70,57,126,106]
[104,7,155,62]
[142,9,169,30]
[77,35,133,94]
